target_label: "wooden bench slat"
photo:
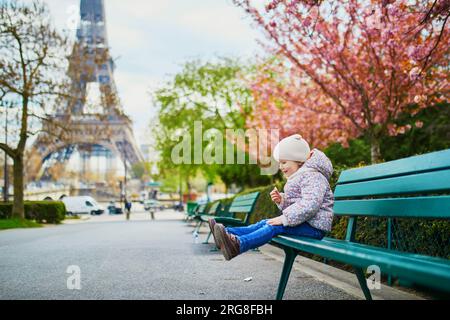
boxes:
[334,195,450,218]
[335,169,450,198]
[337,149,450,184]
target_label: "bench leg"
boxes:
[203,231,212,244]
[353,267,373,300]
[276,247,297,300]
[193,220,202,234]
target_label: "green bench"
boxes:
[185,204,197,221]
[186,203,205,221]
[212,192,260,228]
[193,192,260,244]
[192,202,222,234]
[185,201,198,221]
[271,149,450,300]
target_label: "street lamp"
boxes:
[122,140,129,220]
[3,105,8,202]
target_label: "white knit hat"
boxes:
[273,134,310,162]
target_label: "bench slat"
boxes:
[197,204,207,215]
[274,236,450,267]
[233,193,259,202]
[234,196,258,203]
[213,216,247,226]
[229,198,259,207]
[229,205,254,213]
[335,169,450,198]
[338,149,450,184]
[214,192,260,225]
[334,195,450,218]
[208,202,221,214]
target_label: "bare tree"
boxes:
[0,1,73,218]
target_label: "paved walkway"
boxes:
[0,209,355,300]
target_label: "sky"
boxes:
[35,0,264,147]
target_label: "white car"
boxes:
[62,196,104,215]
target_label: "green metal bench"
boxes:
[185,201,198,221]
[192,203,207,222]
[185,202,199,221]
[213,192,260,228]
[185,203,202,221]
[271,149,450,300]
[192,202,222,234]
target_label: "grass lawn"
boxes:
[0,218,42,230]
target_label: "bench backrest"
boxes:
[218,203,233,218]
[334,149,450,241]
[208,202,222,215]
[228,192,260,224]
[197,204,207,215]
[188,204,199,217]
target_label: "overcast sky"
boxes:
[34,0,263,146]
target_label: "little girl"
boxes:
[209,134,334,261]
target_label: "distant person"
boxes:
[210,134,334,261]
[125,199,132,214]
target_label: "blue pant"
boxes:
[226,219,325,253]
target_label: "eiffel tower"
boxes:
[32,0,143,180]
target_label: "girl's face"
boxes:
[279,160,303,178]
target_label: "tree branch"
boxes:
[0,142,16,157]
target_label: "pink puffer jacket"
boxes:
[277,149,334,232]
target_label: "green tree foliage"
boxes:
[324,102,450,167]
[381,102,450,161]
[131,162,146,179]
[152,58,271,191]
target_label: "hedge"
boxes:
[0,201,66,224]
[208,165,450,260]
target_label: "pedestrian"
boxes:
[125,199,132,216]
[209,134,334,260]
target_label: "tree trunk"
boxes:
[370,138,382,164]
[12,153,25,219]
[186,180,191,201]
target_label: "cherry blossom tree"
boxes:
[236,0,449,162]
[245,59,357,150]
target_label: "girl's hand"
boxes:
[267,216,283,226]
[270,187,282,204]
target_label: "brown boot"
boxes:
[214,223,240,261]
[208,218,220,249]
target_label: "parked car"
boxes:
[144,199,163,211]
[62,196,104,215]
[107,201,123,215]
